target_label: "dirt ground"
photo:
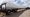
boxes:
[19,9,30,17]
[5,9,30,17]
[0,9,30,17]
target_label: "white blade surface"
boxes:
[0,0,30,8]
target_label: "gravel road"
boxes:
[5,9,30,17]
[0,9,30,17]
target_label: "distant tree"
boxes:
[26,7,30,10]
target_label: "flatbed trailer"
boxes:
[0,3,30,15]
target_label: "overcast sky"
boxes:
[0,0,30,8]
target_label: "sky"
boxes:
[0,0,30,8]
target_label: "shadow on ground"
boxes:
[5,11,25,17]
